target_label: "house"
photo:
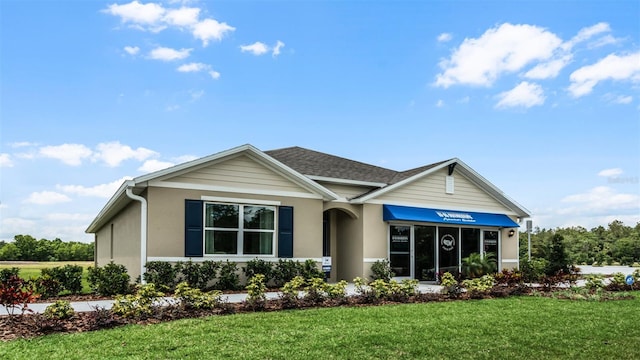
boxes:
[86,144,530,282]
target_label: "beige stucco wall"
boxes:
[500,221,520,270]
[375,168,513,214]
[335,208,363,281]
[95,201,142,279]
[146,187,324,260]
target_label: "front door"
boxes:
[414,225,436,281]
[438,227,459,275]
[389,225,411,277]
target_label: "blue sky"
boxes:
[1,0,639,243]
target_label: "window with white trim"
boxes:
[204,203,276,255]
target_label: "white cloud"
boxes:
[58,177,132,198]
[25,191,71,205]
[177,62,208,72]
[39,144,93,166]
[209,71,220,79]
[166,104,180,111]
[560,186,640,214]
[163,7,200,27]
[436,99,444,107]
[563,22,611,50]
[598,168,623,177]
[138,159,175,172]
[103,1,166,31]
[587,35,620,49]
[568,52,640,97]
[240,42,269,56]
[524,55,573,79]
[1,218,36,237]
[437,33,452,42]
[192,18,235,46]
[9,141,37,148]
[190,90,204,101]
[0,153,13,167]
[93,141,157,167]
[124,46,140,55]
[272,40,285,57]
[435,23,562,87]
[45,213,95,222]
[613,95,633,104]
[495,81,545,108]
[149,46,192,61]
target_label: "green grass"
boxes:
[0,262,94,294]
[1,294,639,359]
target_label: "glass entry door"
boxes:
[414,225,436,281]
[389,225,411,277]
[438,227,459,275]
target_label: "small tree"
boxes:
[545,234,570,276]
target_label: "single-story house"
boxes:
[86,144,530,282]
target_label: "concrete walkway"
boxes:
[0,283,443,316]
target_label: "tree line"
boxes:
[519,220,640,266]
[0,235,94,261]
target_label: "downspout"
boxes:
[126,187,148,284]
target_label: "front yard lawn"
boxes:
[1,294,639,359]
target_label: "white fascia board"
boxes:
[85,180,135,233]
[351,159,456,204]
[306,175,387,188]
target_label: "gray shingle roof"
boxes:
[265,146,449,185]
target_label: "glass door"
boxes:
[414,225,436,281]
[389,225,411,277]
[438,227,459,275]
[483,230,499,273]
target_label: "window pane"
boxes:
[206,204,238,228]
[205,230,238,254]
[244,206,275,230]
[461,228,480,259]
[243,232,273,255]
[390,226,410,252]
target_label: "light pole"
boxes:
[526,220,533,261]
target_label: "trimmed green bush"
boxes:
[87,262,131,296]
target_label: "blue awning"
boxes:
[383,204,519,228]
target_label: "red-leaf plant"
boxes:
[0,275,39,317]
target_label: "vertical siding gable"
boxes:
[163,155,314,194]
[376,169,510,212]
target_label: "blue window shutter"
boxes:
[278,206,294,258]
[185,200,204,257]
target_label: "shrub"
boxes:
[216,261,240,291]
[33,274,62,299]
[144,261,178,292]
[245,274,267,310]
[605,272,632,292]
[0,267,20,283]
[279,275,305,309]
[545,234,570,276]
[40,265,83,294]
[584,274,604,291]
[112,283,164,318]
[200,261,220,289]
[461,253,496,279]
[273,259,300,287]
[494,268,523,286]
[244,259,274,286]
[177,261,204,289]
[301,259,324,280]
[461,275,495,298]
[325,280,348,302]
[43,300,74,320]
[370,259,395,281]
[0,275,38,316]
[439,272,462,298]
[304,277,327,304]
[87,262,131,296]
[520,257,549,282]
[174,282,222,310]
